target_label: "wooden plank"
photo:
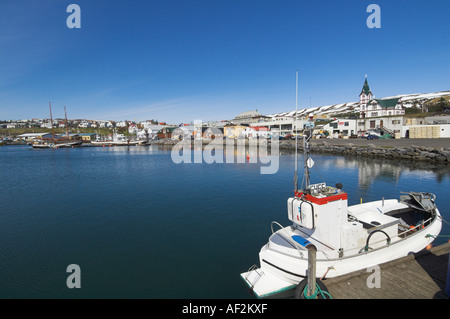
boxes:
[324,242,450,299]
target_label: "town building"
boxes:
[75,133,97,142]
[252,116,309,137]
[359,76,405,118]
[242,126,270,138]
[231,110,269,125]
[223,124,248,138]
[322,119,357,137]
[203,127,224,140]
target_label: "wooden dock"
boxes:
[324,242,450,299]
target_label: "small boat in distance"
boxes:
[91,129,148,146]
[32,140,82,148]
[240,73,443,298]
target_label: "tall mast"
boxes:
[294,71,298,192]
[49,101,55,142]
[64,106,69,141]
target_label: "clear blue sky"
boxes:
[1,0,449,123]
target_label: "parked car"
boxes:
[359,131,369,138]
[367,134,380,140]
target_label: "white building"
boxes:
[322,119,357,137]
[116,121,127,128]
[171,126,195,140]
[242,126,270,138]
[253,116,309,136]
[128,123,139,134]
[98,121,113,128]
[78,120,91,128]
[232,110,270,125]
[359,76,405,118]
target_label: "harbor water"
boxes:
[1,144,449,298]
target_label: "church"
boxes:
[359,76,405,118]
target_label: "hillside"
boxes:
[269,90,450,118]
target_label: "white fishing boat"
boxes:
[91,130,148,146]
[240,73,443,299]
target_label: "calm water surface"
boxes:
[1,145,449,298]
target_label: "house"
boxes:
[203,127,224,140]
[116,121,127,128]
[98,121,113,128]
[128,123,139,134]
[78,120,91,128]
[242,126,270,138]
[157,127,176,139]
[223,124,248,138]
[40,122,53,129]
[171,126,195,140]
[145,125,166,139]
[75,133,97,142]
[136,129,149,140]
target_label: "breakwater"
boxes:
[155,138,450,164]
[281,139,450,164]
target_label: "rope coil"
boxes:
[302,283,333,299]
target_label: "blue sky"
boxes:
[1,0,449,123]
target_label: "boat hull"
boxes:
[91,139,148,146]
[32,141,82,148]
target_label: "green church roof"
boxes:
[368,98,400,108]
[360,78,372,96]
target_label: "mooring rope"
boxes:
[303,283,333,299]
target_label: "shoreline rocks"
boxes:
[154,138,450,164]
[279,141,450,164]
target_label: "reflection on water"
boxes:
[318,155,450,189]
[0,145,448,298]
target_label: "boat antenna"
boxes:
[294,71,298,193]
[302,116,313,191]
[49,101,55,143]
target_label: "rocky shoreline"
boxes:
[156,138,450,164]
[280,139,450,164]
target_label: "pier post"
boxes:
[306,244,317,298]
[446,250,450,297]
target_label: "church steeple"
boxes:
[360,74,372,96]
[359,75,373,105]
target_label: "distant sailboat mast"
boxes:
[64,106,70,142]
[49,101,55,143]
